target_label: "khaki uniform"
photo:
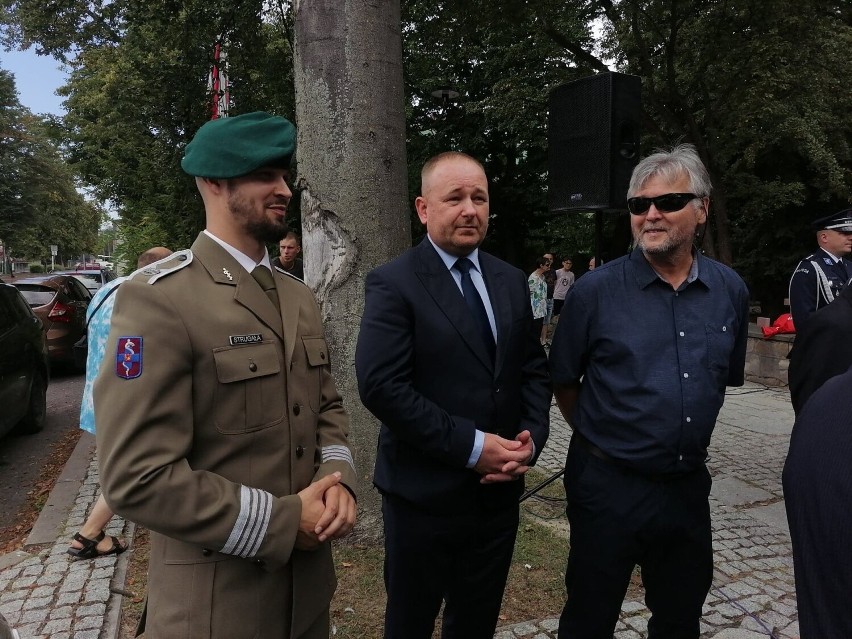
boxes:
[95,232,356,639]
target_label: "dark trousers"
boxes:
[382,493,519,639]
[558,441,713,639]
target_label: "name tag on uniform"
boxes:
[229,333,263,345]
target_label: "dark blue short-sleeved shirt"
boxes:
[550,248,750,475]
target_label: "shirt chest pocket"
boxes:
[704,322,735,375]
[213,342,286,433]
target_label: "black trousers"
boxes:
[558,441,713,639]
[381,493,519,639]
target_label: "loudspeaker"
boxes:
[548,72,641,212]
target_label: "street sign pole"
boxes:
[50,245,58,272]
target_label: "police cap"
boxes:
[812,209,852,233]
[181,112,296,179]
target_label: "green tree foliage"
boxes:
[402,0,598,267]
[550,0,852,312]
[0,64,99,265]
[5,0,296,261]
[5,0,849,310]
[403,0,851,305]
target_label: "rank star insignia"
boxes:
[223,267,233,281]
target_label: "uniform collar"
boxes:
[818,247,843,263]
[203,229,272,274]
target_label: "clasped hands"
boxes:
[474,429,534,484]
[296,472,357,550]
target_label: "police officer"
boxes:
[94,112,357,639]
[788,210,852,334]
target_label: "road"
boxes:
[0,367,84,530]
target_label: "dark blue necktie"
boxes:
[454,257,496,360]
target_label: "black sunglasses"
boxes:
[627,193,699,215]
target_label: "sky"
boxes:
[1,47,68,116]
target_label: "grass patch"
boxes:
[119,526,149,638]
[331,468,570,637]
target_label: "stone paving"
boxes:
[0,455,130,639]
[0,382,796,639]
[495,382,799,639]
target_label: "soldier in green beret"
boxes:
[95,112,357,639]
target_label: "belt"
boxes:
[571,431,700,484]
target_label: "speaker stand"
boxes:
[594,210,603,268]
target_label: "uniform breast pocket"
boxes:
[302,336,329,413]
[212,342,286,433]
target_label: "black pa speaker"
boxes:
[548,72,641,212]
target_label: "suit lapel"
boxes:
[415,241,494,371]
[191,234,285,343]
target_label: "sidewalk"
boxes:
[0,433,131,639]
[0,382,797,639]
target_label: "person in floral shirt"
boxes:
[69,246,171,560]
[528,256,549,344]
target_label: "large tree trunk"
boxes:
[293,0,410,538]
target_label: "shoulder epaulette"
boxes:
[273,265,307,286]
[128,249,193,284]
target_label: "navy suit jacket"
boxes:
[356,239,552,514]
[788,284,852,415]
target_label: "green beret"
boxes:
[181,112,296,178]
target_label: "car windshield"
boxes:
[14,285,57,307]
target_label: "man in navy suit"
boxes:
[356,152,551,639]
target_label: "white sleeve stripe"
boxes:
[221,486,272,558]
[237,489,270,558]
[321,445,355,472]
[232,489,262,558]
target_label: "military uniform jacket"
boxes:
[788,247,852,334]
[94,233,356,639]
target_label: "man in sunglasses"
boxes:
[787,210,852,335]
[549,143,749,639]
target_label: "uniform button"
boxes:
[686,416,692,423]
[320,352,326,360]
[178,254,188,261]
[202,548,212,556]
[249,362,257,372]
[679,454,683,461]
[679,331,685,337]
[494,386,501,393]
[683,372,689,378]
[722,326,727,332]
[293,404,301,416]
[296,446,305,458]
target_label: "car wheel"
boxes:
[15,369,47,435]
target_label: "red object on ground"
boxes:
[761,313,795,338]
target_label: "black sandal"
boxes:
[67,531,127,560]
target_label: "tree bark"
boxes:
[293,0,410,539]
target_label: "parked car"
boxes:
[54,267,117,295]
[12,274,92,368]
[0,282,49,436]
